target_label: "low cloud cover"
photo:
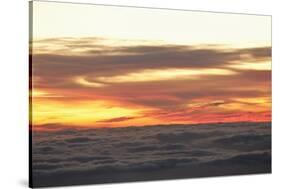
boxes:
[32,122,271,187]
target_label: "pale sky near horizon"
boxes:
[31,1,271,48]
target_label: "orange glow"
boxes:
[30,38,271,129]
[32,98,146,127]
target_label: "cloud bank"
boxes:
[32,122,271,187]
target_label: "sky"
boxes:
[30,1,272,128]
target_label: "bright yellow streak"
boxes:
[234,97,271,105]
[222,97,271,112]
[93,68,236,84]
[31,99,140,126]
[228,61,271,70]
[31,90,64,98]
[31,90,48,97]
[74,77,106,87]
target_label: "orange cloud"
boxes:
[30,38,271,128]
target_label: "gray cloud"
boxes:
[32,122,271,187]
[32,39,271,88]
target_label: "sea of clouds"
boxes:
[31,122,271,187]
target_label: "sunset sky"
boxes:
[30,1,271,128]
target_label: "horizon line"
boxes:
[31,120,272,131]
